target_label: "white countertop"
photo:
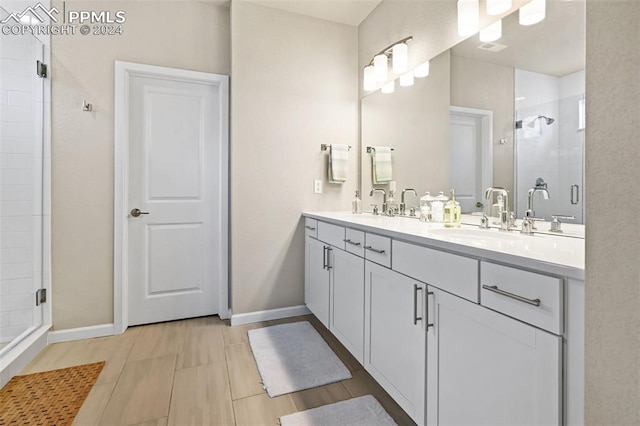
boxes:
[302,211,585,280]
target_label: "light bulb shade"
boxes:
[457,0,480,37]
[486,0,512,15]
[363,66,376,91]
[392,43,408,74]
[414,60,430,78]
[381,80,395,94]
[400,72,414,87]
[479,19,502,42]
[519,0,545,26]
[373,54,388,81]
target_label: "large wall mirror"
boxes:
[360,0,585,223]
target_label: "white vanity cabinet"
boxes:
[426,286,562,426]
[304,235,331,327]
[365,261,426,425]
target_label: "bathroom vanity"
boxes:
[302,212,584,426]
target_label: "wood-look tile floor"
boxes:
[22,315,416,426]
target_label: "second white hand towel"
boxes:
[372,146,393,184]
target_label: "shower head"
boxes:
[538,115,555,125]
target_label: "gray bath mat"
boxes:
[247,321,351,397]
[279,395,397,426]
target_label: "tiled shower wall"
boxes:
[0,32,44,345]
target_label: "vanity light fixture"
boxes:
[363,65,377,91]
[381,80,395,94]
[486,0,512,15]
[519,0,546,25]
[373,54,388,82]
[480,19,502,42]
[400,72,414,87]
[414,60,430,78]
[363,36,413,91]
[457,0,480,37]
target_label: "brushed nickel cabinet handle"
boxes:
[364,246,385,254]
[482,285,541,307]
[305,225,316,231]
[326,247,333,270]
[344,239,361,247]
[322,246,327,270]
[426,291,434,330]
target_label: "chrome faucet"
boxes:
[370,188,387,214]
[484,187,514,231]
[526,187,550,218]
[400,188,418,216]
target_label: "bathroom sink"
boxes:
[428,227,522,241]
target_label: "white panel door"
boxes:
[330,248,365,363]
[426,286,562,426]
[365,261,425,425]
[127,69,224,326]
[305,236,330,327]
[450,113,482,213]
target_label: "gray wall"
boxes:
[230,1,359,314]
[585,0,640,423]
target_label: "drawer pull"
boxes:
[482,285,541,307]
[344,239,361,247]
[305,226,316,231]
[413,285,423,325]
[364,246,386,254]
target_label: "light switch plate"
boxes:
[314,180,323,194]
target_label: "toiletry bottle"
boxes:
[419,192,434,222]
[352,190,362,214]
[431,191,448,223]
[387,190,397,214]
[444,189,461,228]
[491,194,504,225]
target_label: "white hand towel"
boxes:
[372,147,393,184]
[329,144,349,184]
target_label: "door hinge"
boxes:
[36,288,47,306]
[36,60,47,78]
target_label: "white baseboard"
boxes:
[230,305,310,326]
[47,324,115,344]
[0,325,50,389]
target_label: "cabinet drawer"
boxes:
[344,228,365,257]
[304,218,318,238]
[318,221,345,250]
[480,262,563,335]
[393,240,478,302]
[364,233,391,268]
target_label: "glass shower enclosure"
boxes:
[0,28,47,357]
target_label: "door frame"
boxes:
[449,105,493,208]
[113,61,230,334]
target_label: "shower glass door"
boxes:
[514,69,585,223]
[0,28,46,356]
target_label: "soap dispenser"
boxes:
[444,189,461,228]
[352,190,362,214]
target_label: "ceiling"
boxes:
[246,0,382,26]
[452,0,585,77]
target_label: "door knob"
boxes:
[130,208,149,217]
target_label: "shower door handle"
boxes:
[570,185,580,205]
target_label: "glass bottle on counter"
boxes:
[431,191,448,223]
[352,190,362,214]
[419,192,434,222]
[444,189,461,228]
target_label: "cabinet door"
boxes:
[305,236,330,327]
[426,287,561,426]
[330,248,365,363]
[365,261,426,425]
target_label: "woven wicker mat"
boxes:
[0,361,105,426]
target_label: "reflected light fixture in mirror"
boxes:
[519,0,546,25]
[480,19,502,42]
[414,60,430,78]
[457,0,480,36]
[381,80,395,94]
[486,0,512,15]
[400,71,414,87]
